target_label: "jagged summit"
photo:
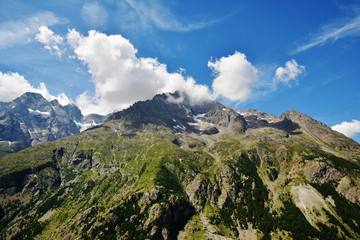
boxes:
[15,92,45,101]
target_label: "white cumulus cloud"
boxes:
[273,59,305,86]
[0,11,62,48]
[208,52,258,102]
[66,29,212,115]
[0,71,71,105]
[35,26,64,56]
[81,2,108,28]
[331,120,360,138]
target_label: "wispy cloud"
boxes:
[81,2,108,28]
[118,0,230,32]
[293,13,360,54]
[0,11,64,49]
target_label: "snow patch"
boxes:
[238,111,250,116]
[0,141,16,146]
[173,122,186,131]
[195,113,206,119]
[28,108,50,117]
[75,120,98,132]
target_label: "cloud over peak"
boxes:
[67,30,212,115]
[32,26,307,116]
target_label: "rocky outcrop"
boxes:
[79,191,194,240]
[336,176,360,204]
[185,163,249,211]
[0,161,60,197]
[304,161,343,183]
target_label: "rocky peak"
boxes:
[107,92,196,132]
[63,104,83,122]
[203,103,247,134]
[280,110,321,125]
[85,114,109,125]
[106,92,248,134]
[166,91,216,115]
[13,92,49,109]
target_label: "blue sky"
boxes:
[0,0,359,142]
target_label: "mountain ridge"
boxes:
[0,92,360,239]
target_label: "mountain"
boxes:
[0,92,360,240]
[0,92,107,157]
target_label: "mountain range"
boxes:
[0,92,107,157]
[0,91,360,239]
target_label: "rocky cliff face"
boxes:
[0,92,360,240]
[0,92,107,156]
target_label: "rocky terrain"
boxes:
[0,91,360,239]
[0,92,106,157]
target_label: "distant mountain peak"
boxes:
[0,92,107,156]
[13,92,47,103]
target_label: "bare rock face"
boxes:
[281,110,360,151]
[203,103,247,134]
[304,161,344,183]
